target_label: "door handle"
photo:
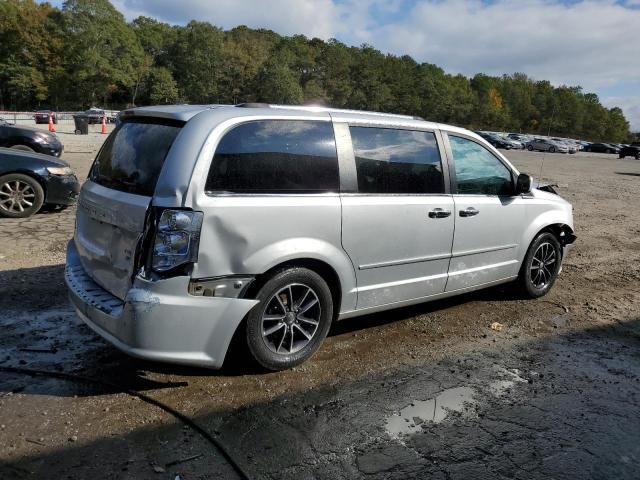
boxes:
[460,207,479,217]
[428,208,452,219]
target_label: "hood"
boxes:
[3,124,59,141]
[0,147,69,167]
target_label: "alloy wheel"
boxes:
[530,242,557,288]
[0,180,36,214]
[261,283,321,354]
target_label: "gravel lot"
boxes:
[1,125,639,479]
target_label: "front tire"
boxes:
[0,173,45,218]
[549,146,556,153]
[245,268,333,370]
[527,145,534,151]
[517,232,562,299]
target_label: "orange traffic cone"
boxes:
[48,112,56,133]
[101,115,107,134]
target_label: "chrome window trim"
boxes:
[441,130,519,196]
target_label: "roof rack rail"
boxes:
[236,103,271,108]
[268,104,422,120]
[233,103,423,120]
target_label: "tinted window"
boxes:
[90,119,183,196]
[449,135,513,195]
[206,120,338,194]
[350,127,444,194]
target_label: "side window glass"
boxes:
[449,135,513,195]
[350,127,444,194]
[206,120,339,193]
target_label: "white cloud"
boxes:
[374,1,639,90]
[113,0,340,38]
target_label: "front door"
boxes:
[444,133,525,292]
[340,125,455,309]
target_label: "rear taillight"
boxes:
[152,209,203,272]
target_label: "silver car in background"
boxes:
[527,137,569,153]
[66,104,576,370]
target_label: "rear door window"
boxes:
[206,120,339,194]
[349,126,444,194]
[90,119,183,196]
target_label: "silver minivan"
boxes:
[65,104,575,370]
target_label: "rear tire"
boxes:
[517,232,562,299]
[245,268,333,371]
[0,173,45,218]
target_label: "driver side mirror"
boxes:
[515,173,532,195]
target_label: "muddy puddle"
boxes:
[385,367,529,437]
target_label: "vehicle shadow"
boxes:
[0,262,532,384]
[615,172,640,177]
[1,318,639,480]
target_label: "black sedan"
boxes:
[0,121,63,157]
[34,110,58,124]
[0,148,79,218]
[475,131,520,150]
[585,143,619,154]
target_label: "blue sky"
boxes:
[42,0,640,129]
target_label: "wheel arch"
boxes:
[245,257,345,320]
[537,223,576,247]
[0,169,47,196]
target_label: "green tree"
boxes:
[0,0,64,109]
[170,20,224,103]
[257,58,303,104]
[62,0,144,107]
[148,67,178,104]
[218,26,279,103]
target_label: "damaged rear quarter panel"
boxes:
[190,194,358,313]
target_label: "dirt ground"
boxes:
[1,124,639,479]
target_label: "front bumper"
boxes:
[65,241,259,368]
[44,174,80,205]
[34,142,63,157]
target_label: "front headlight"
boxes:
[46,166,73,176]
[34,134,54,144]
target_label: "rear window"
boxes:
[205,120,339,194]
[89,119,183,196]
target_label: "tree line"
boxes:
[0,0,633,141]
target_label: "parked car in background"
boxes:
[85,108,114,124]
[0,121,63,157]
[619,143,640,159]
[527,138,569,153]
[66,104,576,371]
[475,131,521,150]
[507,133,531,146]
[585,143,619,154]
[34,110,58,124]
[0,148,79,218]
[551,138,577,154]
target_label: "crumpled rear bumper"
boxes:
[65,241,258,369]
